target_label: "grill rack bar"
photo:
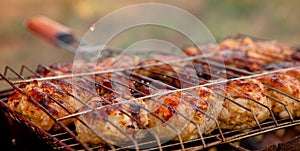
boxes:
[11,53,216,84]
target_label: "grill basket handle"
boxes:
[26,15,75,47]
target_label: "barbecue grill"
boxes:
[1,17,300,151]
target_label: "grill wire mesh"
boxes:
[1,38,300,150]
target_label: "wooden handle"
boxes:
[26,15,74,46]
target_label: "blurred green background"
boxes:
[0,0,299,72]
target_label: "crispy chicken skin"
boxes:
[75,97,149,145]
[217,79,271,130]
[7,80,87,131]
[257,74,300,119]
[145,90,215,141]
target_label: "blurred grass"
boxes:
[202,0,300,45]
[0,0,299,72]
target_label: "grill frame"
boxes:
[2,37,300,150]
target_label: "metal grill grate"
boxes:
[1,39,300,150]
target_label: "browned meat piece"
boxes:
[93,57,139,96]
[184,37,298,73]
[219,37,254,50]
[285,68,300,80]
[36,62,98,92]
[189,86,224,133]
[219,36,296,62]
[98,55,140,69]
[36,63,74,77]
[265,62,300,71]
[257,74,300,119]
[183,45,219,59]
[183,46,201,56]
[219,39,295,72]
[133,55,199,88]
[37,56,138,97]
[221,38,296,64]
[133,58,180,87]
[7,80,89,131]
[254,41,296,61]
[220,50,265,72]
[183,37,252,60]
[184,39,263,72]
[36,60,96,76]
[292,50,300,61]
[75,96,149,145]
[178,64,207,87]
[217,79,271,130]
[145,90,218,141]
